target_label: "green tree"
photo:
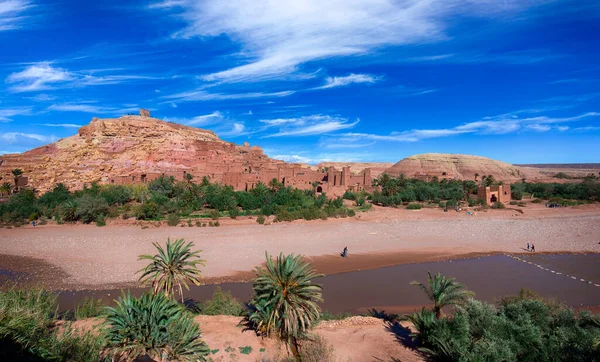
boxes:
[11,168,23,192]
[269,178,283,192]
[411,271,474,319]
[247,253,323,361]
[137,238,205,302]
[104,291,209,361]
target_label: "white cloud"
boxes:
[151,0,547,83]
[163,89,294,102]
[6,62,159,92]
[219,122,247,137]
[261,115,359,137]
[572,126,600,132]
[314,73,380,90]
[0,0,33,31]
[0,132,58,145]
[557,126,569,131]
[47,103,140,114]
[36,123,82,128]
[343,111,600,142]
[272,154,312,163]
[0,107,32,122]
[181,111,223,126]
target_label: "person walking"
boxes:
[531,244,535,253]
[527,242,530,251]
[341,246,348,258]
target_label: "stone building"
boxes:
[477,185,511,205]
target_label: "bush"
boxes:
[406,203,422,210]
[167,213,180,226]
[554,172,570,179]
[209,210,220,220]
[95,214,106,226]
[214,220,220,227]
[75,194,109,223]
[0,288,103,362]
[532,198,543,203]
[256,214,266,225]
[74,297,105,319]
[492,201,506,209]
[346,209,356,217]
[198,287,243,316]
[195,221,201,227]
[229,207,240,219]
[104,292,210,361]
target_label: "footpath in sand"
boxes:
[1,204,599,290]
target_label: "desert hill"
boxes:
[0,115,301,192]
[384,153,543,182]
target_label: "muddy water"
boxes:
[56,254,600,314]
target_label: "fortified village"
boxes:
[0,109,515,205]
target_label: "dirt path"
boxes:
[1,205,599,290]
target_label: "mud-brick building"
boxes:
[477,185,511,205]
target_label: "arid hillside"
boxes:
[0,115,297,192]
[385,153,544,182]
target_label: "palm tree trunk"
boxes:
[290,337,302,362]
[435,306,442,319]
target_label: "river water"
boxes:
[54,253,600,314]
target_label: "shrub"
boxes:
[75,194,109,223]
[135,201,160,220]
[95,214,106,226]
[407,203,422,210]
[532,198,543,203]
[239,346,253,354]
[195,221,201,227]
[209,209,220,220]
[256,214,266,225]
[229,207,240,219]
[167,213,180,226]
[28,212,39,221]
[199,287,243,316]
[214,220,220,227]
[74,297,105,319]
[0,288,103,362]
[187,219,193,227]
[104,292,210,361]
[208,221,214,227]
[554,172,570,179]
[509,201,519,205]
[492,201,506,209]
[346,209,356,217]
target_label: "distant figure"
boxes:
[341,246,348,258]
[531,244,535,252]
[31,221,35,227]
[527,243,530,251]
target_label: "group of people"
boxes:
[527,242,536,252]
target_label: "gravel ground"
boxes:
[1,205,599,290]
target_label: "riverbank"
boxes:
[1,205,599,290]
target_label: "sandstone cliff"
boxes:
[384,153,543,182]
[0,116,297,192]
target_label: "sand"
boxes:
[1,203,599,290]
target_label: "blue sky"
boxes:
[1,0,599,164]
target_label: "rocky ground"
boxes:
[1,204,599,290]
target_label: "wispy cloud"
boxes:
[272,154,312,163]
[46,103,140,114]
[163,89,294,102]
[218,122,247,137]
[36,123,82,128]
[0,0,33,31]
[314,73,380,90]
[165,111,224,126]
[6,62,160,92]
[0,132,58,145]
[151,0,547,83]
[261,115,359,137]
[0,107,32,122]
[343,111,600,142]
[270,152,375,164]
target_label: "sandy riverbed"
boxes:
[1,204,599,290]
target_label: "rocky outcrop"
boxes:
[316,162,394,178]
[0,116,298,192]
[385,153,543,182]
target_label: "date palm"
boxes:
[248,253,323,361]
[11,168,23,192]
[137,238,205,302]
[0,182,12,196]
[411,271,474,319]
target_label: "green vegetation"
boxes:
[511,181,600,201]
[239,345,253,354]
[410,271,474,319]
[167,213,180,226]
[256,214,266,224]
[406,203,422,210]
[137,238,205,302]
[0,288,103,361]
[408,285,600,361]
[1,175,356,226]
[245,253,323,361]
[74,297,105,319]
[195,287,243,316]
[104,291,209,361]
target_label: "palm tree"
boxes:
[248,253,323,361]
[137,238,206,302]
[411,271,474,319]
[11,168,23,192]
[0,182,12,196]
[104,291,210,361]
[268,178,283,192]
